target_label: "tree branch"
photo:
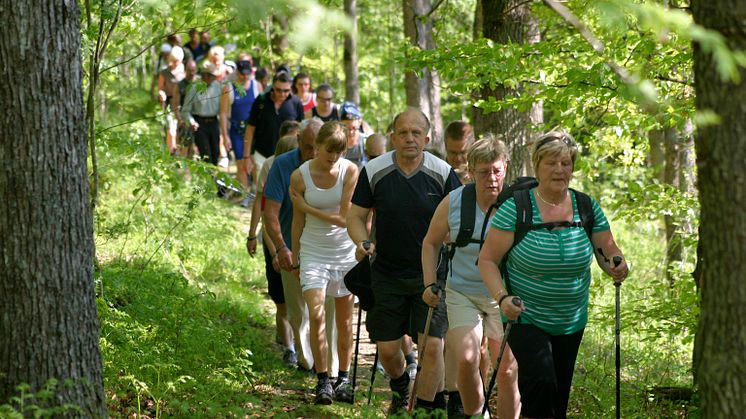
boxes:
[542,0,637,86]
[425,0,447,19]
[655,74,693,86]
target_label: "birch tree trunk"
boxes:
[344,0,360,104]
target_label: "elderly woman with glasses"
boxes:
[421,135,520,418]
[478,131,629,419]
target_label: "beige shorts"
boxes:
[445,283,503,342]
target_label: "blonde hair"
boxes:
[530,131,578,174]
[467,133,509,171]
[316,121,348,153]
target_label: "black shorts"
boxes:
[263,243,285,304]
[365,267,448,342]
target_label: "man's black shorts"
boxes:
[366,267,447,342]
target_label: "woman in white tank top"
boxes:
[289,121,359,405]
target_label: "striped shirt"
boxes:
[491,189,610,335]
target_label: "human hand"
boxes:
[500,296,524,321]
[190,121,199,132]
[277,246,294,271]
[289,187,307,212]
[246,236,257,257]
[609,256,628,284]
[422,283,442,308]
[355,240,374,262]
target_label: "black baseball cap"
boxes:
[236,60,253,75]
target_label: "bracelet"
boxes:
[493,289,507,303]
[498,294,511,308]
[247,236,257,241]
[276,244,287,253]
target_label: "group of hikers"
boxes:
[153,30,630,418]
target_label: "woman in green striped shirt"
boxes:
[479,131,629,419]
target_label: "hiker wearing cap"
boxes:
[347,108,461,414]
[220,56,261,193]
[242,71,304,186]
[340,102,368,168]
[422,135,520,418]
[306,84,339,122]
[157,46,185,155]
[181,61,224,165]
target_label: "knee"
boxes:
[422,338,443,362]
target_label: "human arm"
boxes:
[263,198,293,271]
[157,73,167,105]
[591,229,628,283]
[421,195,450,307]
[246,191,263,256]
[290,170,306,274]
[347,204,375,261]
[242,124,256,173]
[478,227,523,320]
[181,85,198,131]
[219,83,232,143]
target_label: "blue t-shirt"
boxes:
[264,149,302,248]
[351,150,461,278]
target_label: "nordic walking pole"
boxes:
[368,348,379,405]
[408,285,440,413]
[482,296,522,416]
[351,305,362,404]
[612,255,622,419]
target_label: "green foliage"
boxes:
[0,380,83,418]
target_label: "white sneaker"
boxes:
[406,361,417,382]
[218,156,230,168]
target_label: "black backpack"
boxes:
[449,176,595,293]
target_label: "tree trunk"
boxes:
[663,127,682,286]
[344,0,360,104]
[692,1,746,416]
[473,0,543,180]
[403,0,443,147]
[0,0,106,416]
[271,14,289,61]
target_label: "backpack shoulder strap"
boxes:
[450,184,477,256]
[572,189,595,240]
[512,188,533,249]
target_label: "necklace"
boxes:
[536,189,566,207]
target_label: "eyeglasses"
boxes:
[317,96,333,102]
[274,87,291,93]
[474,168,505,179]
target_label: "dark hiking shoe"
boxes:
[282,349,297,368]
[314,380,334,405]
[388,391,409,416]
[333,377,354,404]
[447,391,466,418]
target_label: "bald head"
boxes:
[365,133,388,160]
[299,118,323,162]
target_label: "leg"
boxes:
[335,294,355,373]
[303,288,328,374]
[507,323,555,419]
[280,270,312,370]
[447,326,482,415]
[206,119,221,165]
[193,125,211,163]
[490,337,520,419]
[324,295,338,377]
[550,329,584,419]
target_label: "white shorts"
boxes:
[445,283,503,342]
[300,263,355,298]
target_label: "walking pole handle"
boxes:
[362,240,371,250]
[613,256,622,267]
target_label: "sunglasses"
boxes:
[535,133,575,151]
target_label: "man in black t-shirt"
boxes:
[243,71,304,187]
[347,108,461,414]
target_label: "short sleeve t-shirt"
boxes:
[248,91,304,158]
[351,150,461,278]
[264,149,302,248]
[490,189,610,335]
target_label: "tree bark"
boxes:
[0,1,106,416]
[473,0,543,180]
[344,0,360,104]
[663,127,682,286]
[692,1,746,416]
[403,0,444,147]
